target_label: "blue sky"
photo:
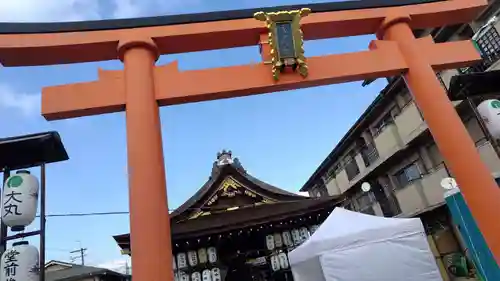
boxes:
[0,0,387,273]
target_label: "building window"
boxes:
[399,89,413,108]
[372,113,394,137]
[361,142,379,167]
[394,162,422,189]
[355,191,375,210]
[344,155,360,181]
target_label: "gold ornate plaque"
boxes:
[254,8,311,80]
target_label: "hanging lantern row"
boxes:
[175,267,222,281]
[0,241,40,281]
[2,171,40,232]
[265,225,319,251]
[174,247,218,270]
[175,211,329,246]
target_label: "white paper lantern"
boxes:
[197,248,208,264]
[299,227,310,241]
[179,271,190,281]
[291,229,301,245]
[202,269,212,281]
[270,255,280,271]
[188,250,198,267]
[278,253,289,269]
[211,267,222,281]
[177,253,187,269]
[273,233,283,248]
[2,171,39,231]
[309,224,319,234]
[282,231,293,247]
[478,99,500,139]
[191,272,201,281]
[207,247,217,263]
[265,235,275,250]
[1,241,39,281]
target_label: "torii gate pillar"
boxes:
[118,38,173,281]
[379,14,500,258]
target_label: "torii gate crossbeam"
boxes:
[0,1,499,281]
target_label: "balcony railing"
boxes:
[460,23,500,74]
[360,142,379,167]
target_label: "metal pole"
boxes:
[0,168,10,256]
[39,164,46,281]
[465,95,500,159]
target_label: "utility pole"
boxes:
[70,247,87,265]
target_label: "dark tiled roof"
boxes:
[45,264,127,281]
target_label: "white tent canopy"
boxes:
[288,208,443,281]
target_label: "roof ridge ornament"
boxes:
[216,149,234,166]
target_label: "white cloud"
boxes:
[0,0,202,22]
[97,258,131,274]
[0,0,102,22]
[0,85,40,116]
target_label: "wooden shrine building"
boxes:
[113,150,340,281]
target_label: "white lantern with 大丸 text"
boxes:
[179,271,189,281]
[478,99,500,139]
[1,241,40,281]
[2,171,39,231]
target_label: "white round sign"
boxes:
[361,182,371,192]
[440,177,458,190]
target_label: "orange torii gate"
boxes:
[0,0,499,280]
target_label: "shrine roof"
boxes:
[0,0,442,34]
[169,150,306,219]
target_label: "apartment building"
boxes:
[300,3,500,279]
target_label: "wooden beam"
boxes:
[42,39,480,120]
[0,0,486,66]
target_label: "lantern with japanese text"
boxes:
[278,252,289,269]
[187,250,198,267]
[202,269,212,281]
[265,235,275,250]
[177,252,188,269]
[207,247,217,263]
[291,229,301,245]
[198,248,208,264]
[0,241,40,281]
[270,255,280,271]
[282,231,293,247]
[179,271,190,281]
[2,170,40,231]
[299,227,310,241]
[211,267,222,281]
[191,271,201,281]
[309,224,319,234]
[273,233,283,248]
